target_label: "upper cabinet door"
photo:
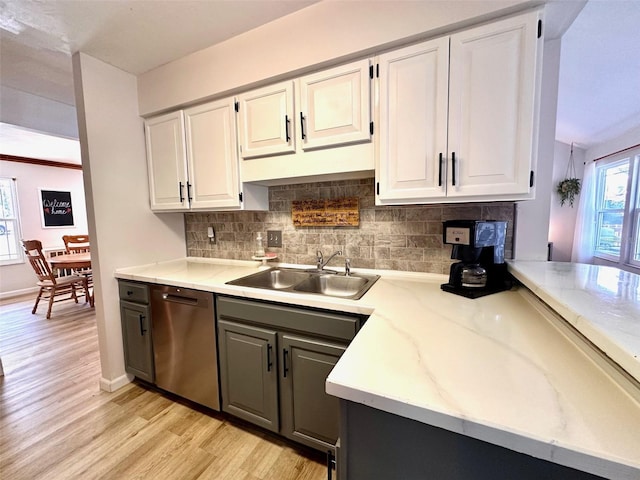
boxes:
[377,38,449,202]
[447,10,541,198]
[184,99,240,209]
[145,111,188,211]
[299,59,371,151]
[238,81,295,159]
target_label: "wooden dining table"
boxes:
[49,252,91,270]
[49,252,93,306]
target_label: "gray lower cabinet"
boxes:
[218,320,278,432]
[118,281,154,383]
[280,334,345,450]
[339,401,605,480]
[216,295,364,454]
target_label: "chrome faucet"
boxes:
[315,250,342,271]
[345,258,351,276]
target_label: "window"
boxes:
[593,149,640,270]
[0,177,23,265]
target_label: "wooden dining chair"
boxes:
[62,234,93,291]
[22,240,90,319]
[62,235,90,254]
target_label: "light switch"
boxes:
[267,230,282,247]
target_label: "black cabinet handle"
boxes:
[300,112,306,140]
[267,344,273,372]
[285,115,291,142]
[186,181,193,202]
[451,152,457,186]
[283,348,289,377]
[126,290,133,296]
[327,450,336,480]
[139,315,146,336]
[179,182,184,203]
[438,152,443,187]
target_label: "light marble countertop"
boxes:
[508,261,640,384]
[115,258,640,479]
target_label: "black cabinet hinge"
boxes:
[369,65,374,79]
[537,20,542,38]
[239,192,243,202]
[370,121,374,135]
[234,101,239,112]
[530,171,535,188]
[376,182,380,195]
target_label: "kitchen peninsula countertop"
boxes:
[508,261,640,384]
[115,258,640,479]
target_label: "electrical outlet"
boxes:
[267,230,282,248]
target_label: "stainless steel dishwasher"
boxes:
[150,285,220,411]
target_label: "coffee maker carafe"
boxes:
[441,220,510,298]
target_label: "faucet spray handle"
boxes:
[316,250,324,269]
[345,258,351,276]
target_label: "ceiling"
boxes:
[555,0,640,149]
[0,0,318,106]
[0,0,638,159]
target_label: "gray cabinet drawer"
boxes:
[216,295,361,342]
[118,281,149,304]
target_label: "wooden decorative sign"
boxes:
[292,197,359,227]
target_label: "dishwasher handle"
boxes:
[161,292,200,306]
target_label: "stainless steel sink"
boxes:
[228,268,309,289]
[293,274,371,297]
[227,267,379,300]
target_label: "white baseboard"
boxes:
[0,286,39,300]
[99,373,133,392]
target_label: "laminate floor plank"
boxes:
[238,436,285,478]
[2,402,136,479]
[0,295,327,480]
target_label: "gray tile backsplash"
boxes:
[185,178,515,275]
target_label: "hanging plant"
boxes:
[557,142,582,207]
[557,177,581,207]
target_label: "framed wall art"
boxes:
[40,189,75,228]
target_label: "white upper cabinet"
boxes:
[377,38,449,202]
[237,81,295,159]
[145,111,189,211]
[238,59,374,184]
[377,9,542,204]
[184,99,241,209]
[299,59,371,151]
[145,98,268,212]
[447,10,541,199]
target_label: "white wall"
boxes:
[0,160,88,296]
[548,141,585,261]
[0,86,78,139]
[585,124,640,162]
[514,38,562,260]
[73,52,185,392]
[138,0,531,115]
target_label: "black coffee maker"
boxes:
[441,220,510,299]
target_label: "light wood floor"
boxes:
[0,294,327,480]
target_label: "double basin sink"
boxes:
[227,267,379,300]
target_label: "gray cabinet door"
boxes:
[120,301,154,383]
[280,333,346,452]
[218,320,279,432]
